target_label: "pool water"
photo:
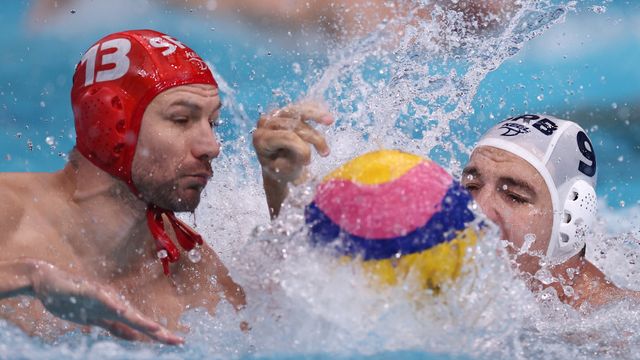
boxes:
[1,0,639,359]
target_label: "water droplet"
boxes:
[519,233,536,255]
[611,102,618,109]
[535,268,554,285]
[590,5,606,14]
[45,136,55,146]
[619,200,625,208]
[39,101,46,108]
[69,296,77,304]
[70,9,76,14]
[292,62,302,75]
[563,285,575,297]
[157,249,168,259]
[188,248,202,263]
[536,94,544,101]
[502,184,508,191]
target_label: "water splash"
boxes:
[307,0,573,174]
[3,1,639,359]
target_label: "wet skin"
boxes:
[0,84,245,343]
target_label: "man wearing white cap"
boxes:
[461,114,630,307]
[254,110,634,307]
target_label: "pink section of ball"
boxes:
[314,162,452,239]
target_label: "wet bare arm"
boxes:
[1,258,184,345]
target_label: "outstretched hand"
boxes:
[253,101,334,183]
[30,261,183,345]
[252,101,334,217]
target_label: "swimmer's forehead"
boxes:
[469,146,532,166]
[151,84,221,111]
[464,146,546,194]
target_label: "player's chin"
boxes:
[173,187,203,212]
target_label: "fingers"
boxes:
[105,299,180,343]
[90,287,183,345]
[297,104,334,125]
[100,319,184,345]
[98,319,146,342]
[35,264,183,346]
[113,304,162,334]
[295,122,330,157]
[147,326,185,346]
[97,316,184,345]
[259,117,330,157]
[253,129,311,164]
[253,101,333,184]
[268,102,334,126]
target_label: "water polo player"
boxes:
[461,114,639,307]
[0,30,245,343]
[253,108,639,307]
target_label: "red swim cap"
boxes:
[71,30,217,275]
[72,29,217,190]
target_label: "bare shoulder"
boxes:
[0,172,62,252]
[573,260,633,308]
[0,171,52,202]
[0,173,30,241]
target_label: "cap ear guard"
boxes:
[549,179,597,260]
[73,86,136,182]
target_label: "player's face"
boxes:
[132,84,221,212]
[461,146,553,275]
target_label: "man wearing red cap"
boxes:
[0,30,245,344]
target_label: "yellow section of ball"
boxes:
[359,228,478,290]
[323,149,426,185]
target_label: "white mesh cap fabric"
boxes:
[474,114,598,264]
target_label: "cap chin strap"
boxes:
[146,206,204,276]
[125,178,203,276]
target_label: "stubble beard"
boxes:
[132,167,201,212]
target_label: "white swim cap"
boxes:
[474,114,597,264]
